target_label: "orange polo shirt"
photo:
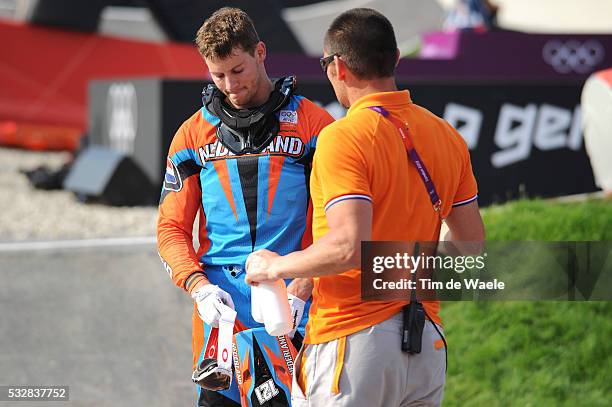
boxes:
[305,90,478,344]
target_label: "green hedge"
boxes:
[440,199,612,406]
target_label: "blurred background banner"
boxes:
[3,2,612,204]
[85,75,599,205]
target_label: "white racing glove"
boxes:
[287,293,306,338]
[192,284,235,328]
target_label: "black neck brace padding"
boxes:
[202,76,296,155]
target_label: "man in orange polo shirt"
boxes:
[246,8,485,406]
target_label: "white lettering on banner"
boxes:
[567,106,583,151]
[492,103,583,168]
[534,104,572,151]
[492,104,537,168]
[315,98,583,169]
[443,103,483,149]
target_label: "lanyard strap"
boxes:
[367,106,442,214]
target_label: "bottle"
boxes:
[251,280,292,336]
[251,282,265,324]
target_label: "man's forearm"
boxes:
[245,200,371,285]
[275,231,360,279]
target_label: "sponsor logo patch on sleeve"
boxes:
[163,157,182,192]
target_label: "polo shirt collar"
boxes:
[347,90,412,116]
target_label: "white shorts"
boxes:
[291,314,446,407]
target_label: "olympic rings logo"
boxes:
[542,40,605,74]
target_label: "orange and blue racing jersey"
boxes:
[157,91,334,364]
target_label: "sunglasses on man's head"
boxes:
[319,53,340,73]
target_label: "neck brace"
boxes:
[202,76,296,155]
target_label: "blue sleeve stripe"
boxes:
[171,149,198,165]
[308,136,318,148]
[201,107,221,127]
[284,95,304,112]
[304,136,317,154]
[452,194,478,207]
[324,194,372,212]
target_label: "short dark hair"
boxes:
[195,7,260,59]
[324,8,397,79]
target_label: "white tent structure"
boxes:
[282,0,445,56]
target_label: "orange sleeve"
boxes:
[299,99,335,249]
[157,121,206,294]
[313,124,372,211]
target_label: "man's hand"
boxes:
[191,284,235,327]
[245,249,281,285]
[286,278,313,302]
